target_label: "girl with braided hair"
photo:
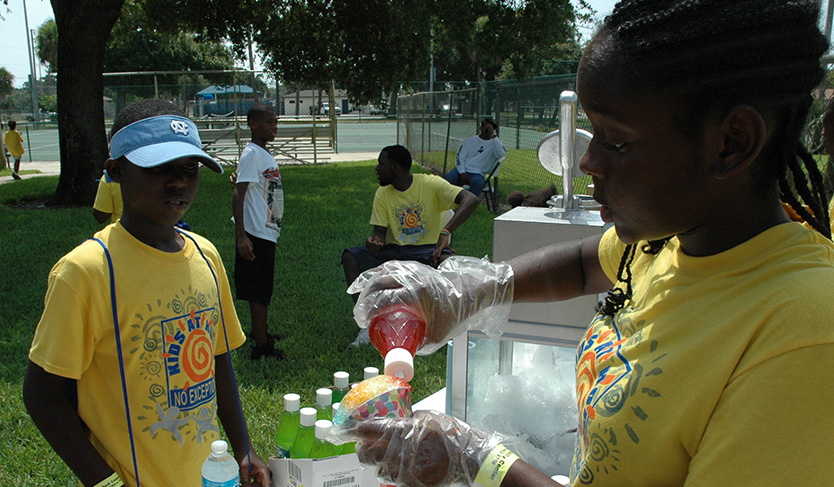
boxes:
[339,1,834,486]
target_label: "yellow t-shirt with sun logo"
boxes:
[29,223,245,487]
[570,223,834,486]
[370,173,462,246]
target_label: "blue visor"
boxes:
[109,115,221,173]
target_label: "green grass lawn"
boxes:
[0,160,496,485]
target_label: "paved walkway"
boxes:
[0,152,379,185]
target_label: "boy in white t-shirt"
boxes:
[232,103,285,360]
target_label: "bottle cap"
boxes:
[364,366,379,380]
[384,347,414,382]
[334,371,349,388]
[284,393,301,412]
[332,402,340,417]
[300,407,318,427]
[315,419,333,439]
[317,388,333,407]
[211,439,229,455]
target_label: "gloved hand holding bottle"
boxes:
[348,256,514,357]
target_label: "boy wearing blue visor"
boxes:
[23,99,270,487]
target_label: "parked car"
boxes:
[367,104,386,115]
[321,102,341,115]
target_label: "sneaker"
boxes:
[251,342,286,361]
[12,173,21,180]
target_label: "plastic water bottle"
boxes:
[201,440,240,487]
[275,393,301,458]
[364,366,379,380]
[368,304,426,381]
[289,407,318,459]
[333,371,350,403]
[309,420,340,458]
[316,388,333,421]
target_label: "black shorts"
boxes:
[234,232,276,307]
[343,243,453,273]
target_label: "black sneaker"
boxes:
[12,173,21,180]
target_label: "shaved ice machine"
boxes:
[446,92,609,478]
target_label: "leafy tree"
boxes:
[38,94,58,113]
[141,0,583,104]
[0,67,14,110]
[431,0,580,83]
[257,0,432,105]
[104,1,235,112]
[36,18,58,73]
[27,0,236,206]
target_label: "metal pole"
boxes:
[443,91,453,174]
[421,93,426,161]
[23,0,39,123]
[559,91,578,210]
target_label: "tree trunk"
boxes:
[49,0,124,207]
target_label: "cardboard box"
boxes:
[270,455,380,487]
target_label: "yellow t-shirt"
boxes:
[570,223,834,486]
[93,177,123,223]
[4,129,24,157]
[29,223,245,487]
[370,173,462,245]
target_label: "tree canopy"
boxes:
[7,0,586,205]
[144,0,583,104]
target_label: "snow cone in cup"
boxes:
[332,375,413,426]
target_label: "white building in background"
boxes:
[282,88,349,116]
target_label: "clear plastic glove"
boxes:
[348,256,514,355]
[333,410,504,487]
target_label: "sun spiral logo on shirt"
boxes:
[182,328,212,383]
[161,307,218,412]
[396,203,427,244]
[403,210,419,228]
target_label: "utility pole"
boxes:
[23,0,40,122]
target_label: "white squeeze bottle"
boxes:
[364,366,379,380]
[202,440,240,487]
[333,371,350,403]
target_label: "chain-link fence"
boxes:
[398,75,592,212]
[399,72,834,212]
[4,70,399,165]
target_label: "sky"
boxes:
[0,0,619,89]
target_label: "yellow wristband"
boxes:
[93,472,124,487]
[475,444,519,487]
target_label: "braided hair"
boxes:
[587,0,830,316]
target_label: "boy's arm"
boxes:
[215,353,270,487]
[366,225,387,252]
[232,182,255,261]
[92,209,112,224]
[23,361,120,487]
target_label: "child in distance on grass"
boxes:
[23,99,270,487]
[232,103,285,360]
[4,120,25,180]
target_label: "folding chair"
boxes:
[481,156,505,213]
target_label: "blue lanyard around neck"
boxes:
[91,229,250,486]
